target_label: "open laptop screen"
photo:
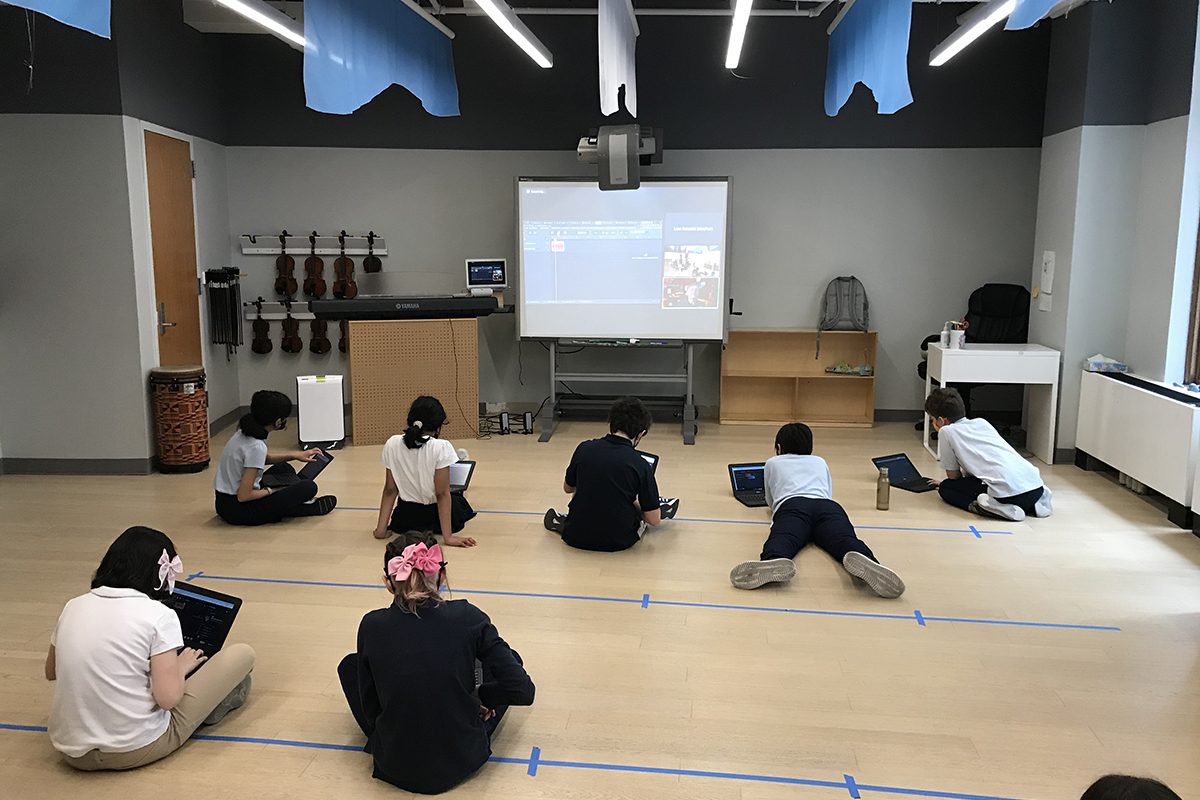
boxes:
[637,451,659,473]
[163,582,242,656]
[872,454,921,482]
[730,464,765,492]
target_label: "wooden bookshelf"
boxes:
[720,329,877,427]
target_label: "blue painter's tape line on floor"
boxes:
[969,526,982,539]
[914,610,926,626]
[193,733,362,751]
[854,782,1029,800]
[0,724,1070,800]
[528,746,541,776]
[921,616,1120,632]
[189,574,1120,632]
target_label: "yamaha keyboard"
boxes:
[309,295,499,320]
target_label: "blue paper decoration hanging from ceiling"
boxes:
[6,0,110,38]
[304,0,460,117]
[824,0,914,117]
[1006,0,1058,30]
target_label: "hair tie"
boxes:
[413,420,423,430]
[387,543,444,582]
[156,550,183,594]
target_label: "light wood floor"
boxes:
[2,421,1199,800]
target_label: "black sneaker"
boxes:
[287,495,337,517]
[659,498,680,519]
[543,508,565,534]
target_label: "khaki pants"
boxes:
[65,643,256,771]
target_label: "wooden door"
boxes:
[145,131,202,366]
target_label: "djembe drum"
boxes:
[150,365,210,473]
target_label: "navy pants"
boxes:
[761,496,875,563]
[387,494,476,536]
[938,477,1043,516]
[214,463,317,526]
[338,652,506,742]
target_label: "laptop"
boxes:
[449,460,475,494]
[637,450,659,473]
[728,462,768,507]
[162,581,243,660]
[261,449,334,488]
[871,453,937,493]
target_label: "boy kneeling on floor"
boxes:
[923,387,1053,522]
[730,423,905,598]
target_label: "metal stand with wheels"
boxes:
[537,340,697,444]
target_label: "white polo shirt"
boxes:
[937,417,1043,499]
[765,453,834,514]
[49,587,184,757]
[381,434,459,506]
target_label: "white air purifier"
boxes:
[296,375,345,449]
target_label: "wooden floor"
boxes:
[3,420,1200,800]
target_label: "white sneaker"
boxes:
[975,493,1025,522]
[729,558,796,590]
[842,551,905,599]
[456,448,470,462]
[1033,486,1053,517]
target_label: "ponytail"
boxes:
[383,538,448,615]
[241,390,293,440]
[403,395,447,449]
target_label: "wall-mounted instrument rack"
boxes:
[240,233,388,256]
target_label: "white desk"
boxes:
[923,343,1061,465]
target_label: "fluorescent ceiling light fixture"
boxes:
[213,0,305,48]
[725,0,753,69]
[929,0,1016,67]
[471,0,554,68]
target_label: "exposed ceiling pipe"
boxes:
[440,4,835,17]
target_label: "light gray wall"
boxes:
[0,114,150,461]
[224,146,1042,414]
[1127,115,1193,380]
[191,135,241,420]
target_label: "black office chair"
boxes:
[917,283,1031,423]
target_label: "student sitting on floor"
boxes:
[213,390,337,525]
[729,423,905,598]
[338,540,535,794]
[923,387,1053,522]
[46,526,255,771]
[543,396,680,551]
[374,395,477,547]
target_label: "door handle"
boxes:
[158,302,177,336]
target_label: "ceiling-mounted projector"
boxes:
[577,125,664,191]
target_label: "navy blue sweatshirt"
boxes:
[356,599,535,794]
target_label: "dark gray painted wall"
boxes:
[1043,0,1196,136]
[112,0,230,144]
[3,3,1051,150]
[220,6,1051,149]
[0,7,122,115]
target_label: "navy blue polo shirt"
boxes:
[562,434,661,552]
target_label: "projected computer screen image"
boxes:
[518,179,730,340]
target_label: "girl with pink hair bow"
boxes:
[45,527,255,771]
[337,540,535,794]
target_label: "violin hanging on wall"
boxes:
[274,231,297,296]
[363,231,382,274]
[339,319,350,354]
[332,231,358,299]
[281,298,303,354]
[303,231,326,298]
[251,297,272,355]
[310,319,331,354]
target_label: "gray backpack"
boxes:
[816,276,869,357]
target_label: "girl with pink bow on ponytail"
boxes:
[338,539,535,794]
[44,527,256,770]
